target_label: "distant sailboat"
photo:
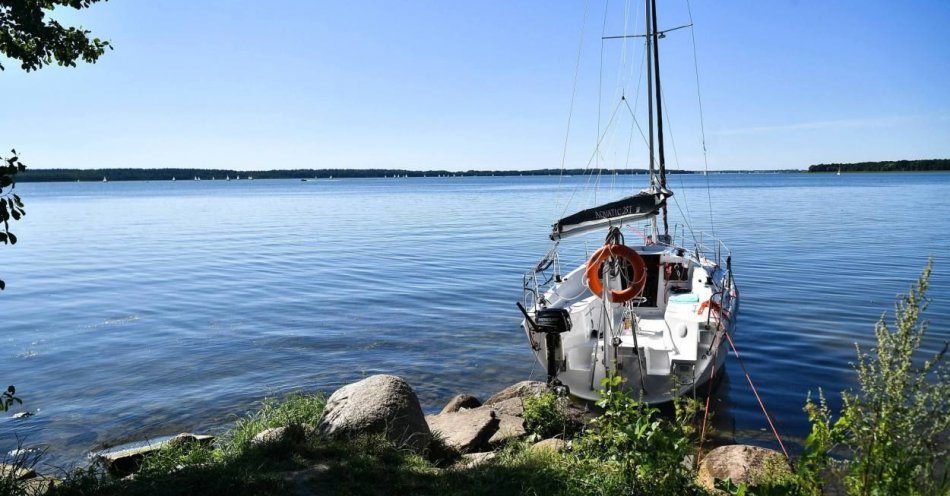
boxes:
[172,177,176,181]
[837,167,841,176]
[102,177,107,182]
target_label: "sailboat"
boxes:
[519,0,738,403]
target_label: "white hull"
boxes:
[523,242,737,403]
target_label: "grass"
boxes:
[35,386,702,496]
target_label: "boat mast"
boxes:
[644,0,659,241]
[644,0,655,185]
[650,0,669,239]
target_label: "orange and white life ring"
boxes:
[585,244,647,303]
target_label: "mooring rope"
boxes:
[695,327,723,467]
[723,329,791,460]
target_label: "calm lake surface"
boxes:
[2,173,949,466]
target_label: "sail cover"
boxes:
[550,189,671,240]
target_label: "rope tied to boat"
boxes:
[723,329,790,461]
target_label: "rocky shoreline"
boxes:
[3,374,793,494]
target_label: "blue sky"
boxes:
[1,0,947,171]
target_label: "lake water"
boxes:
[1,173,948,467]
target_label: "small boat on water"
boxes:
[519,0,738,404]
[102,177,107,182]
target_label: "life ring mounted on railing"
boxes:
[585,244,647,304]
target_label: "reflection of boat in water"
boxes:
[518,0,738,404]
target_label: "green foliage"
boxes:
[50,393,329,496]
[223,392,326,454]
[0,443,44,496]
[795,390,836,495]
[0,385,21,411]
[0,151,26,292]
[522,390,574,440]
[0,0,112,72]
[571,375,705,495]
[48,388,711,496]
[800,260,950,495]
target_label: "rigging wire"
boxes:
[553,0,592,222]
[659,84,701,245]
[593,0,611,205]
[561,97,626,218]
[685,0,716,236]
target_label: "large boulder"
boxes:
[697,445,793,491]
[426,408,499,453]
[440,394,482,414]
[316,375,430,451]
[484,381,546,406]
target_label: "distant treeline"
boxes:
[15,167,703,183]
[808,159,950,173]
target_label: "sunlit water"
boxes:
[1,173,948,467]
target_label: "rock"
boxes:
[251,426,289,446]
[697,444,793,491]
[426,408,499,453]
[20,475,61,496]
[0,462,36,480]
[529,438,568,454]
[461,451,497,468]
[97,433,214,477]
[488,414,526,446]
[316,375,431,452]
[167,433,215,448]
[440,394,482,414]
[484,381,546,406]
[486,397,524,417]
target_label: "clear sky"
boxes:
[1,0,948,171]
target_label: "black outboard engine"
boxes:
[536,308,571,386]
[518,303,571,386]
[535,308,572,334]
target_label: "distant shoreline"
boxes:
[807,159,949,173]
[12,159,948,182]
[15,167,794,183]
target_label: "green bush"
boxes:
[522,390,572,439]
[571,375,705,495]
[801,260,950,495]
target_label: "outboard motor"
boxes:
[518,303,571,386]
